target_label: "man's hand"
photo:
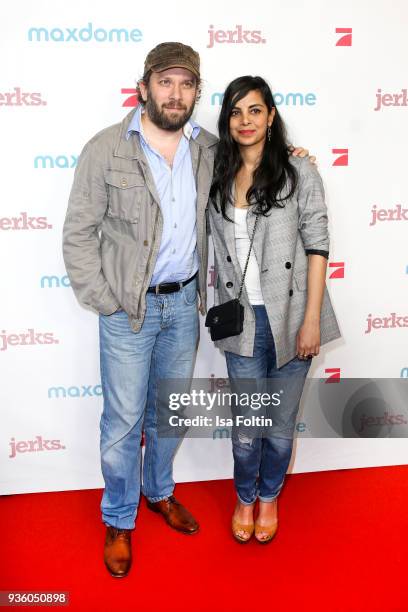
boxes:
[198,301,205,316]
[288,145,317,165]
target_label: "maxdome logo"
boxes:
[34,155,78,169]
[48,384,102,399]
[28,22,143,43]
[211,91,316,107]
[40,275,70,288]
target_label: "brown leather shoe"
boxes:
[104,526,132,578]
[146,495,199,534]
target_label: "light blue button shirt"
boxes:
[126,106,200,285]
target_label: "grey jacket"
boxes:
[208,156,341,367]
[63,109,218,331]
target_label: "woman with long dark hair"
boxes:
[208,76,340,543]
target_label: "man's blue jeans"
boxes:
[225,305,311,505]
[98,279,199,529]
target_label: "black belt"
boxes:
[147,272,197,295]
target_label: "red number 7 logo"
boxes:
[325,368,341,383]
[121,88,139,108]
[329,262,345,279]
[332,148,349,166]
[335,28,352,46]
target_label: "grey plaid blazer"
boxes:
[208,156,341,368]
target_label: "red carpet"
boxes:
[1,467,407,611]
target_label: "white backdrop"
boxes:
[1,0,407,495]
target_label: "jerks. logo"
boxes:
[0,213,52,230]
[208,373,230,392]
[374,88,408,112]
[207,24,266,48]
[358,412,407,433]
[208,265,216,288]
[369,204,408,226]
[328,262,344,279]
[0,329,59,351]
[365,313,408,334]
[332,148,349,166]
[335,27,352,46]
[9,436,65,459]
[325,368,341,383]
[121,88,139,108]
[0,87,47,107]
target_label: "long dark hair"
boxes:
[210,75,298,220]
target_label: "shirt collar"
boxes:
[126,105,200,141]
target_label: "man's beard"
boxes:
[145,92,195,132]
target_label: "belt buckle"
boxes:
[154,280,184,295]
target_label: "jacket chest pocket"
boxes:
[104,170,149,223]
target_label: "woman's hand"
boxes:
[288,145,317,165]
[297,254,327,359]
[296,321,321,359]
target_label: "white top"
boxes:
[233,207,264,305]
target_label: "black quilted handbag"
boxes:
[205,214,259,341]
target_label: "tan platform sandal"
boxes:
[255,499,278,544]
[231,518,255,544]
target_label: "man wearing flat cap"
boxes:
[63,41,217,577]
[63,41,308,576]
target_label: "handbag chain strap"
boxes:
[237,213,259,302]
